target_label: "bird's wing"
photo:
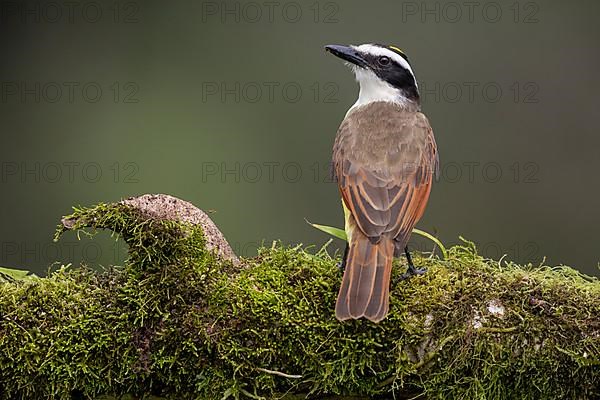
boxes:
[333,109,438,244]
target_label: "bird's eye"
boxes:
[378,56,390,66]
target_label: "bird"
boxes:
[325,43,439,323]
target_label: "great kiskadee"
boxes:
[325,43,439,323]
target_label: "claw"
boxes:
[400,265,427,280]
[338,243,349,272]
[400,246,426,280]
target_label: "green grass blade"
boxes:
[0,266,33,282]
[307,220,446,259]
[306,220,348,241]
[412,228,447,259]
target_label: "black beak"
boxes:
[325,44,367,68]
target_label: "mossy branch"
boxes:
[0,194,598,400]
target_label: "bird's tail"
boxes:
[335,234,394,323]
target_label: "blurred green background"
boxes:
[0,0,599,276]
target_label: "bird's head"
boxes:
[325,43,419,109]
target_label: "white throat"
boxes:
[350,68,408,111]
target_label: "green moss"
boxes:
[0,202,597,399]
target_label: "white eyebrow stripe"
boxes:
[351,43,416,83]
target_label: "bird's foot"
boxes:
[337,244,349,272]
[399,264,427,281]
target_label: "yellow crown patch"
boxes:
[388,45,405,54]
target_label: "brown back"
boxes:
[332,101,439,246]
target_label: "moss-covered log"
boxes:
[0,194,598,400]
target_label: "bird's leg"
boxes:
[337,243,349,272]
[400,246,427,280]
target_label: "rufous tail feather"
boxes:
[335,234,394,323]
